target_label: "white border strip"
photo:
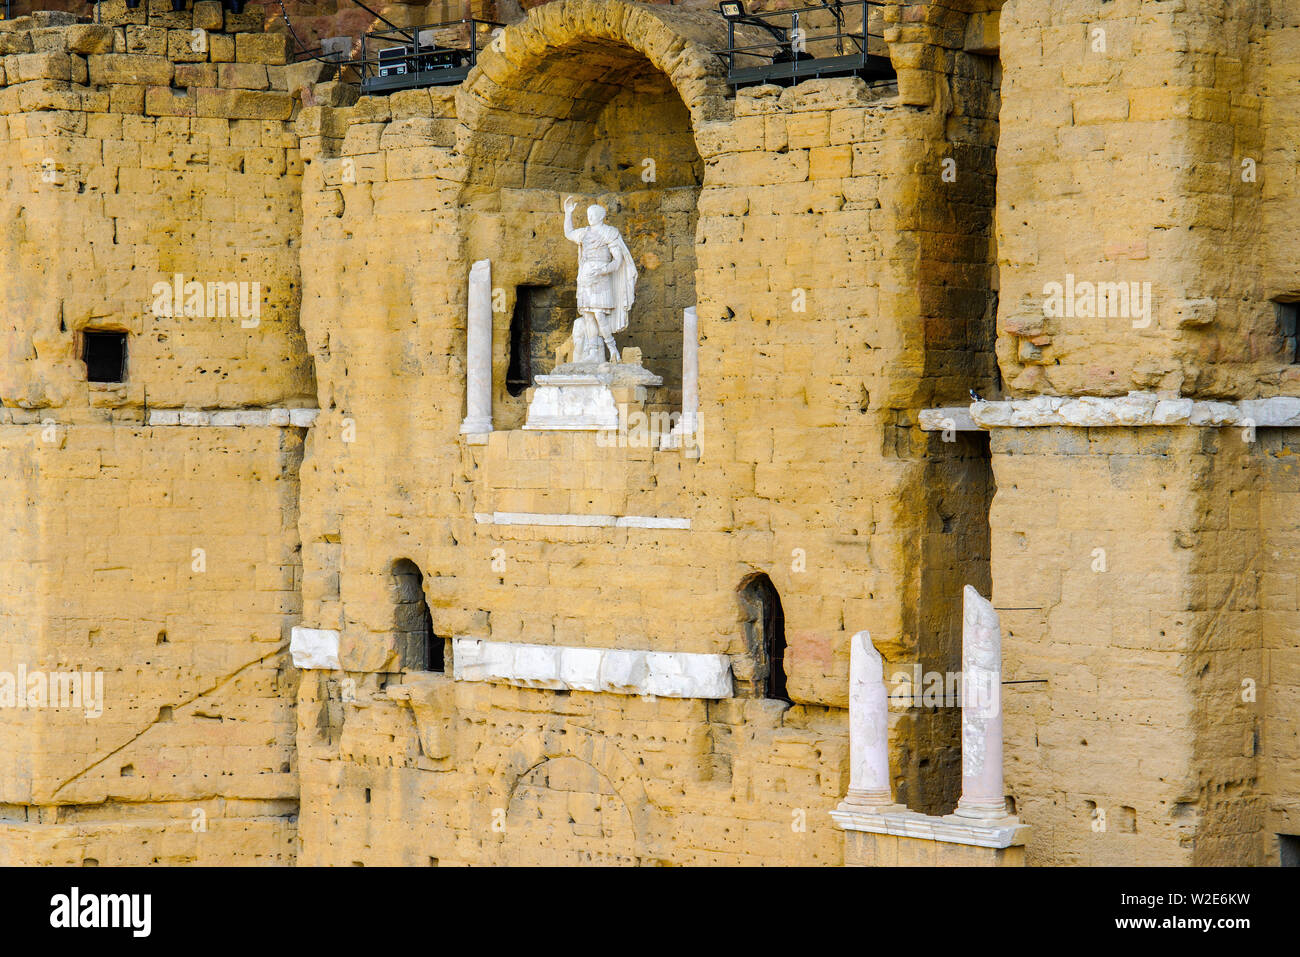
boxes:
[474,512,690,529]
[452,637,731,699]
[919,394,1300,430]
[148,408,320,427]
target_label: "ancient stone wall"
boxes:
[291,0,1000,864]
[987,0,1299,866]
[1254,433,1300,864]
[995,0,1278,399]
[0,3,310,863]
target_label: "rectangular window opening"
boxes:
[507,286,547,397]
[83,330,127,383]
[1280,834,1300,866]
[1274,300,1300,364]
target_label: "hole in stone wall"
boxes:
[507,285,558,397]
[1275,300,1300,363]
[391,558,445,672]
[738,573,789,702]
[1280,834,1300,866]
[83,330,127,383]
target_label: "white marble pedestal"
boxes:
[523,361,663,431]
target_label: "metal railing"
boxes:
[718,0,894,88]
[357,16,502,94]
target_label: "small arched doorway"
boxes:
[391,559,444,672]
[738,573,789,702]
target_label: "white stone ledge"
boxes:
[919,394,1300,430]
[290,626,340,670]
[917,407,977,431]
[148,408,320,428]
[451,637,731,699]
[831,806,1027,849]
[473,512,691,530]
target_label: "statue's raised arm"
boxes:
[562,196,584,244]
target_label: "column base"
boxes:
[459,417,492,445]
[832,804,1029,865]
[950,798,1012,822]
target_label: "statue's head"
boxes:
[586,204,606,226]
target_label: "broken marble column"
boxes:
[680,306,699,435]
[953,585,1010,821]
[840,630,896,808]
[459,259,492,442]
[661,306,699,453]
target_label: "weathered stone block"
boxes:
[88,54,174,87]
[195,87,293,120]
[235,33,291,66]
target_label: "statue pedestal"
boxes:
[523,361,662,431]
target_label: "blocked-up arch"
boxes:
[478,722,666,864]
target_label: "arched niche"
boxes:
[738,572,790,702]
[390,558,446,673]
[455,1,729,429]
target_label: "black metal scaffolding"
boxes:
[718,0,895,89]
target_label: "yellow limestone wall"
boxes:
[0,2,311,864]
[293,0,999,864]
[33,0,1300,868]
[991,0,1300,865]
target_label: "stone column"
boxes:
[840,630,895,808]
[661,306,700,454]
[953,585,1010,820]
[680,306,699,435]
[459,259,492,442]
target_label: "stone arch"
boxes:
[455,0,733,164]
[503,757,638,865]
[453,0,730,428]
[479,722,665,864]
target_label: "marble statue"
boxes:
[523,198,660,431]
[563,196,637,364]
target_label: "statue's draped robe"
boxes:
[574,222,637,334]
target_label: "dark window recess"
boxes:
[506,285,558,397]
[1276,301,1300,363]
[392,558,445,672]
[740,573,790,702]
[1281,834,1300,867]
[83,331,127,383]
